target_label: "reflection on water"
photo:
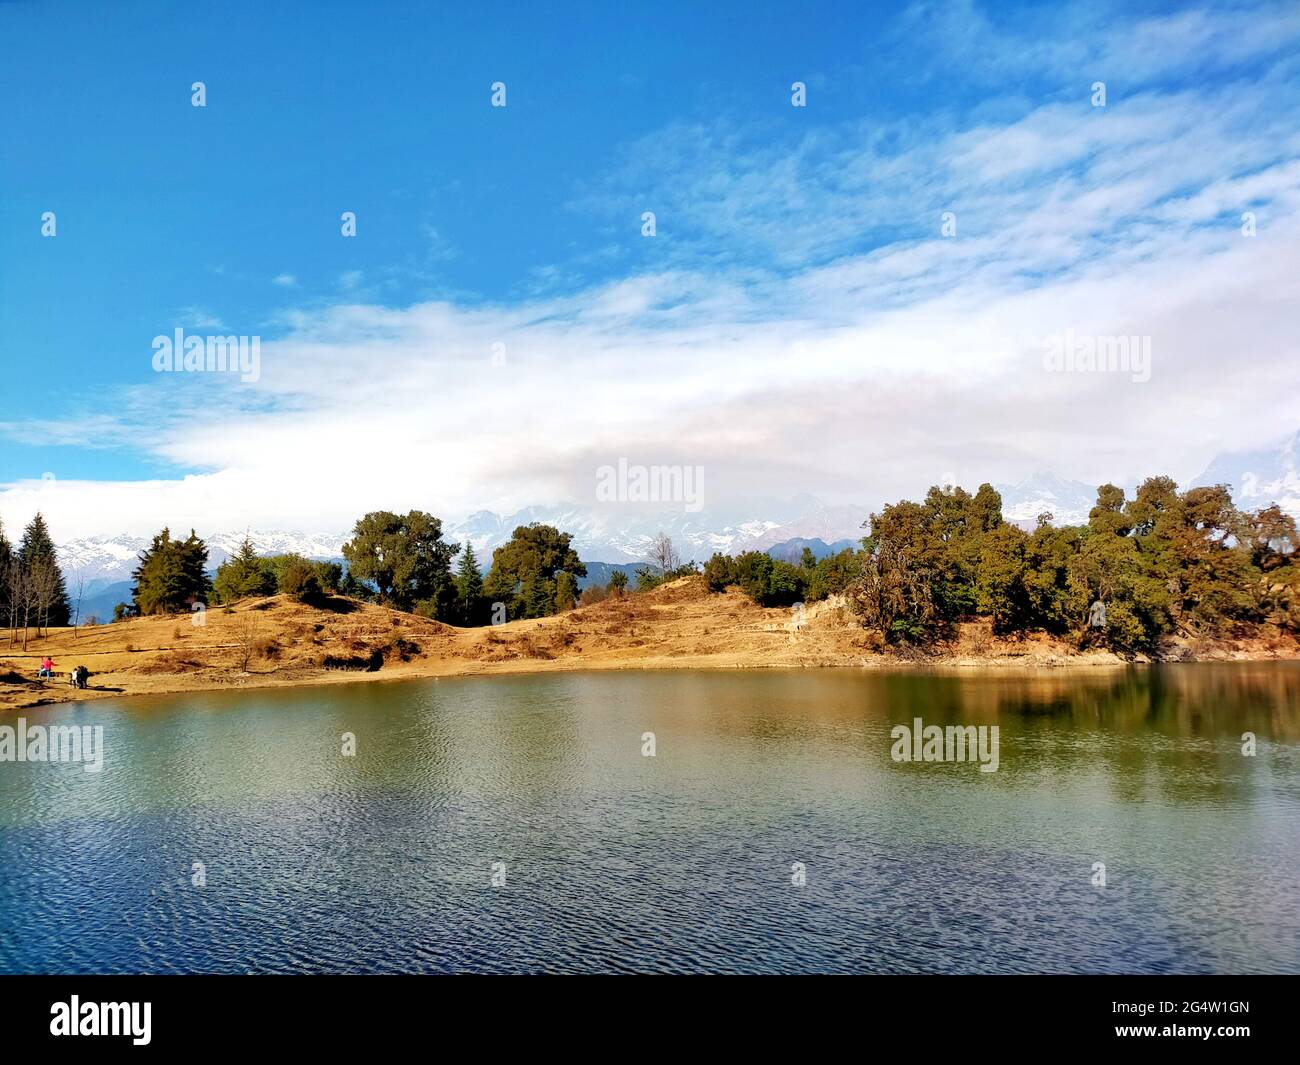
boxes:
[1,665,1297,973]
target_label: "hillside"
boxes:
[3,577,1297,712]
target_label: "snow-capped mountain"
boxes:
[56,530,349,586]
[994,471,1098,527]
[55,534,152,589]
[1191,431,1300,519]
[445,496,867,564]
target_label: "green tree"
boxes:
[212,537,276,603]
[314,561,343,593]
[483,524,586,620]
[555,570,578,612]
[807,549,862,601]
[274,554,322,600]
[19,512,70,628]
[342,511,458,616]
[131,527,210,616]
[976,523,1031,633]
[703,552,735,592]
[454,542,485,625]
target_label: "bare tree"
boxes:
[647,531,679,576]
[70,571,86,639]
[29,558,58,640]
[7,559,33,651]
[5,558,21,648]
[234,609,261,673]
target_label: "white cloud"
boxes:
[3,3,1298,541]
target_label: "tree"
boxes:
[1240,504,1296,572]
[275,554,322,601]
[29,557,62,639]
[342,511,458,616]
[807,549,863,602]
[454,542,484,625]
[724,551,805,606]
[19,513,69,629]
[314,561,343,593]
[703,552,735,592]
[233,610,261,673]
[483,523,586,620]
[850,537,939,643]
[555,570,579,612]
[607,570,628,597]
[6,555,32,649]
[647,532,679,576]
[212,537,276,603]
[0,519,11,642]
[70,571,87,638]
[338,569,373,602]
[976,523,1031,633]
[132,528,211,615]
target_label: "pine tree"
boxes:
[180,529,212,605]
[213,536,272,602]
[454,542,484,625]
[132,527,211,615]
[19,512,69,629]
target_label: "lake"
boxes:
[2,666,1298,973]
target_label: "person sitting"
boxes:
[38,657,54,679]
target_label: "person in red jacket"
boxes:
[38,656,55,679]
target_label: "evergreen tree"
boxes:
[132,527,211,615]
[19,512,70,628]
[454,542,484,625]
[180,529,212,605]
[555,570,578,612]
[212,537,275,603]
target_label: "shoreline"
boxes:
[7,642,1297,715]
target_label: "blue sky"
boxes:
[2,0,1298,537]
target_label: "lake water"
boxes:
[2,666,1298,974]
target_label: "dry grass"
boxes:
[2,577,1297,713]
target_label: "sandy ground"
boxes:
[2,577,1297,712]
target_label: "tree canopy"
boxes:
[342,510,458,617]
[131,528,211,616]
[483,523,587,620]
